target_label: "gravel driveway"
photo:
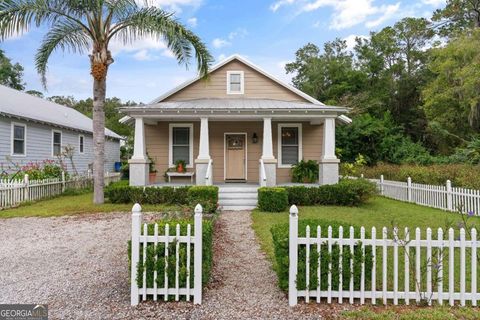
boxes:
[0,211,351,319]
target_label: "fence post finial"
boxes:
[290,204,298,217]
[195,203,203,216]
[131,203,142,306]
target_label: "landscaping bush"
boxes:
[129,218,214,291]
[104,183,219,213]
[258,187,289,212]
[358,163,480,189]
[187,186,219,214]
[285,179,376,207]
[271,219,373,292]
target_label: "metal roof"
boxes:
[136,98,346,111]
[0,85,122,139]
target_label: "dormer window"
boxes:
[227,71,244,94]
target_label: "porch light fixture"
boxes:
[252,133,258,144]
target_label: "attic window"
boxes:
[227,71,244,94]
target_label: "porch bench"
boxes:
[166,171,195,183]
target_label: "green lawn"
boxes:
[252,196,479,262]
[0,192,182,218]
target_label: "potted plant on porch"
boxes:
[175,160,187,173]
[291,160,319,183]
[148,155,157,184]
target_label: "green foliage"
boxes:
[104,183,218,213]
[340,154,367,177]
[359,163,480,189]
[0,49,24,90]
[258,187,289,212]
[271,219,373,292]
[291,160,319,183]
[187,186,219,214]
[285,179,377,207]
[432,0,480,36]
[129,218,214,290]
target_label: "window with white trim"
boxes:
[79,135,85,154]
[227,71,244,94]
[52,130,62,156]
[278,124,302,167]
[169,124,193,167]
[11,123,26,156]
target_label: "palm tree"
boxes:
[0,0,212,204]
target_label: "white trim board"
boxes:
[168,123,194,168]
[277,123,303,168]
[149,55,324,105]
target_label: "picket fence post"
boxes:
[289,205,299,307]
[61,171,66,193]
[446,180,453,211]
[193,204,203,305]
[131,203,142,306]
[380,175,384,195]
[407,177,412,202]
[24,174,29,201]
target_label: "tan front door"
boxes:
[225,134,246,180]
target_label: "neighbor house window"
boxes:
[278,124,302,167]
[52,130,62,156]
[227,71,244,94]
[11,122,26,156]
[79,135,85,154]
[169,124,193,167]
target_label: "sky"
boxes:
[0,0,446,103]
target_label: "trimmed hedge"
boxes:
[105,183,219,213]
[257,179,376,212]
[271,219,373,292]
[258,187,289,212]
[128,218,214,291]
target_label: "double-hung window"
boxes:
[52,130,62,156]
[227,71,244,94]
[11,123,26,156]
[169,124,193,167]
[278,124,302,167]
[79,135,85,154]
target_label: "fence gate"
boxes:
[288,205,480,307]
[130,203,203,305]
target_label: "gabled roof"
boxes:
[150,54,325,105]
[0,85,122,139]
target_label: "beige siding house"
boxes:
[121,55,350,189]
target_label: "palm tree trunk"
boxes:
[92,76,106,204]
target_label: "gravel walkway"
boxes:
[0,211,350,319]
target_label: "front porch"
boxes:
[127,115,341,187]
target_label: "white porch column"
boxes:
[195,117,212,185]
[260,117,277,186]
[319,117,339,185]
[129,117,150,186]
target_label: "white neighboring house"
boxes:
[0,85,122,175]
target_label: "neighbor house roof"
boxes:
[0,85,122,139]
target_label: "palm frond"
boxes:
[109,7,212,77]
[35,21,90,88]
[0,0,93,40]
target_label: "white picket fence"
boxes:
[288,205,480,307]
[0,172,121,209]
[130,203,203,306]
[364,175,480,214]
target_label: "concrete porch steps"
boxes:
[218,185,259,211]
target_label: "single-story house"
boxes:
[0,85,122,175]
[120,55,350,190]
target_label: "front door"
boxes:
[225,134,246,181]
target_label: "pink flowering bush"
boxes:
[19,160,66,180]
